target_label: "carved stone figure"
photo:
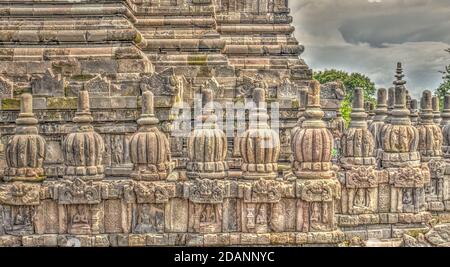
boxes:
[130,91,172,180]
[4,94,46,182]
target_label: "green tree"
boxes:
[314,69,376,124]
[435,48,450,107]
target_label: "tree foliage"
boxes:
[435,49,450,107]
[314,69,376,124]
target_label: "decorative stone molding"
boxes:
[242,179,283,203]
[57,178,101,205]
[0,183,40,206]
[140,68,183,97]
[4,94,46,182]
[188,179,225,204]
[129,91,172,181]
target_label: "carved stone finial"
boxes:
[137,91,159,127]
[409,99,419,126]
[432,96,442,125]
[417,91,443,160]
[291,87,308,137]
[394,62,406,87]
[187,89,228,179]
[63,89,105,180]
[291,80,334,179]
[301,80,326,129]
[4,94,46,182]
[442,95,450,127]
[73,89,93,124]
[240,88,280,179]
[130,91,172,181]
[442,95,450,158]
[369,88,388,151]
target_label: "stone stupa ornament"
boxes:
[187,88,228,179]
[369,88,388,153]
[291,80,335,179]
[4,93,46,182]
[417,90,443,161]
[292,80,341,234]
[239,87,280,180]
[441,95,450,158]
[380,63,420,168]
[130,91,172,181]
[340,88,376,169]
[63,88,105,180]
[432,96,442,125]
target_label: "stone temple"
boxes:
[0,0,448,247]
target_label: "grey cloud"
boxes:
[290,0,450,97]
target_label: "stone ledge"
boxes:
[0,232,346,247]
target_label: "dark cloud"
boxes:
[339,11,450,48]
[290,0,450,98]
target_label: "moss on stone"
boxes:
[13,87,32,97]
[134,32,143,44]
[291,99,300,109]
[187,55,208,66]
[1,98,20,110]
[70,74,95,81]
[47,97,77,109]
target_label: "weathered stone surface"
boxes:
[0,1,447,248]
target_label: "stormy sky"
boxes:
[290,0,450,98]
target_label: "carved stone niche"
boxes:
[128,182,175,234]
[425,159,446,211]
[388,166,430,213]
[340,167,379,215]
[187,179,225,233]
[296,179,341,232]
[56,178,103,235]
[31,69,65,97]
[240,179,284,233]
[0,183,40,235]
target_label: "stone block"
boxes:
[185,234,203,247]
